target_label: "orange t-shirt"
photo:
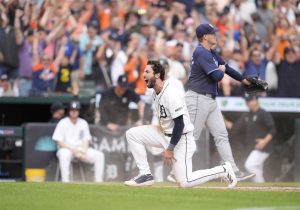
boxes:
[124,55,147,95]
[276,28,291,60]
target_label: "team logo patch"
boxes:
[160,105,167,118]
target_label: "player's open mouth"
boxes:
[145,79,149,84]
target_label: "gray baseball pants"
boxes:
[185,90,239,172]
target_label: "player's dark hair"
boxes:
[147,60,165,80]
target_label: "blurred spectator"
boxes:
[49,101,65,123]
[229,0,257,25]
[0,74,17,97]
[244,48,269,80]
[251,13,267,41]
[124,33,147,95]
[159,58,185,98]
[79,21,103,79]
[30,35,66,96]
[274,17,295,60]
[0,5,19,79]
[164,40,187,84]
[274,0,296,25]
[0,0,300,100]
[15,11,34,96]
[109,32,127,86]
[92,42,112,93]
[219,48,245,96]
[52,100,105,183]
[55,38,83,95]
[257,0,273,28]
[275,47,300,97]
[99,74,144,132]
[295,10,300,34]
[225,94,275,182]
[71,1,94,40]
[64,39,84,95]
[55,55,73,94]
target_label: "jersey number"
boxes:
[60,68,70,83]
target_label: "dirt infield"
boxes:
[150,183,300,192]
[197,186,300,192]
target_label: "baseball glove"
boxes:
[244,77,268,93]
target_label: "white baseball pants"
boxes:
[126,125,227,187]
[244,150,270,183]
[57,148,105,182]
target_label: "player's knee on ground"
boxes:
[175,176,190,188]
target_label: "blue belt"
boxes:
[164,133,187,137]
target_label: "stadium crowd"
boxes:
[0,0,300,98]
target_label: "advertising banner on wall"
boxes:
[24,123,132,181]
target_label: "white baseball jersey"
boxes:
[52,117,92,147]
[53,117,105,183]
[126,81,229,187]
[152,81,194,134]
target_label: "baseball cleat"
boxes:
[235,171,255,181]
[167,174,176,183]
[222,162,237,188]
[124,174,154,186]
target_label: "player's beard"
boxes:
[146,76,156,88]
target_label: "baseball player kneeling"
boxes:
[124,60,237,188]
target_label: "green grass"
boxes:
[0,182,299,210]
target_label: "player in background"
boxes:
[124,60,237,188]
[225,94,275,182]
[53,101,105,182]
[185,23,255,181]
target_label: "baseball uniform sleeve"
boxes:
[211,49,226,65]
[52,121,64,142]
[166,89,184,119]
[195,49,219,75]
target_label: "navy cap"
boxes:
[51,101,65,114]
[69,100,81,110]
[87,20,99,29]
[196,23,218,39]
[244,94,258,102]
[109,32,119,41]
[117,74,129,88]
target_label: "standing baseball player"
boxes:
[124,60,237,188]
[225,94,275,182]
[185,23,255,181]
